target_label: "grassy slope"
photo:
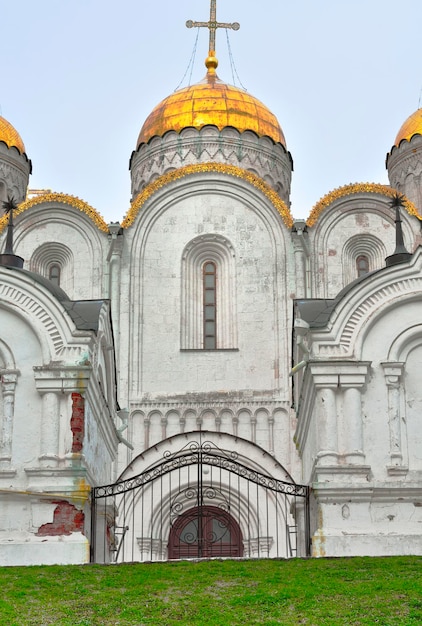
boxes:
[0,556,421,625]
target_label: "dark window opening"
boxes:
[356,255,369,277]
[49,264,61,286]
[203,262,216,349]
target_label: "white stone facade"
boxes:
[0,266,119,565]
[2,79,422,563]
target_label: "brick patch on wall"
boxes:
[71,392,85,452]
[36,501,85,536]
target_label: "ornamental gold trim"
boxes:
[307,183,421,227]
[0,192,109,233]
[123,163,293,228]
[0,116,25,153]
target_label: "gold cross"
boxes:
[186,0,239,56]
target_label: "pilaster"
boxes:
[309,362,371,482]
[381,362,408,475]
[0,370,19,474]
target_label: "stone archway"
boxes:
[91,433,310,563]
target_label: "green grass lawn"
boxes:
[0,556,421,625]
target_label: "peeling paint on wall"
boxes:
[36,501,84,536]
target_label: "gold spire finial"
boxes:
[186,0,239,74]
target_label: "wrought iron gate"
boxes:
[90,438,310,563]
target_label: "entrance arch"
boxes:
[91,433,310,563]
[168,505,243,559]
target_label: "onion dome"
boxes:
[387,108,422,212]
[394,108,422,146]
[137,57,286,148]
[0,116,25,153]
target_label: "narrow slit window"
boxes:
[356,255,369,277]
[49,264,61,286]
[203,262,217,349]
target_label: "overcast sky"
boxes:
[2,0,422,222]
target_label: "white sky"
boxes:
[2,0,422,222]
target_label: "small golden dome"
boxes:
[0,116,25,153]
[137,71,286,148]
[394,108,422,146]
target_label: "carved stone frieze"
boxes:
[130,126,292,205]
[387,135,422,213]
[0,144,31,203]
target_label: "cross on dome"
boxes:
[186,0,239,72]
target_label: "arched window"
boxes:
[203,262,217,349]
[356,255,369,277]
[48,264,61,286]
[31,243,73,294]
[181,234,237,350]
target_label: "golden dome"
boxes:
[0,116,25,153]
[394,108,422,146]
[137,66,286,148]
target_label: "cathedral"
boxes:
[1,4,422,566]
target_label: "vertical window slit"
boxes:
[356,255,369,277]
[49,264,61,286]
[203,261,216,349]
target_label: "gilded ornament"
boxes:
[123,163,293,228]
[0,116,25,153]
[394,108,422,146]
[307,183,420,227]
[0,192,109,233]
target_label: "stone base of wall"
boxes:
[0,532,90,566]
[312,531,422,558]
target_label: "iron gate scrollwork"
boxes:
[90,438,310,563]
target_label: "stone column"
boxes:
[342,386,365,464]
[39,391,60,466]
[381,362,405,469]
[315,384,338,465]
[251,414,257,444]
[33,365,91,467]
[144,416,150,449]
[308,366,340,465]
[338,365,370,464]
[0,371,19,469]
[268,414,274,456]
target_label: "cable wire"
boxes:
[226,29,247,91]
[174,28,200,91]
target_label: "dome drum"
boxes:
[0,117,31,204]
[130,125,293,205]
[0,143,31,205]
[387,134,422,212]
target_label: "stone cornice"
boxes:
[313,482,422,503]
[33,365,92,394]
